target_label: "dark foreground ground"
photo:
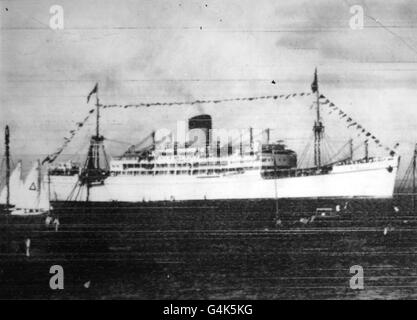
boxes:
[1,197,417,299]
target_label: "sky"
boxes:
[1,0,417,174]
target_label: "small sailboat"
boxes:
[11,160,51,216]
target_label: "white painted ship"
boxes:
[44,71,400,203]
[47,114,399,202]
[48,152,399,202]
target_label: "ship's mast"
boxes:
[151,131,156,151]
[80,83,110,201]
[313,68,324,168]
[249,127,254,155]
[88,83,106,171]
[413,143,417,212]
[86,85,101,201]
[239,132,243,157]
[95,88,101,168]
[349,138,353,160]
[364,140,369,161]
[274,157,279,222]
[265,128,270,144]
[37,159,41,209]
[5,126,10,209]
[96,91,100,137]
[48,169,51,211]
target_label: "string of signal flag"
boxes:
[101,92,313,109]
[42,108,95,164]
[42,84,399,165]
[318,94,399,154]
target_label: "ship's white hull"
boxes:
[47,157,399,202]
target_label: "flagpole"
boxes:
[95,84,100,169]
[316,82,321,168]
[96,85,100,138]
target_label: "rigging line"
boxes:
[305,143,314,169]
[352,141,365,154]
[298,136,313,168]
[305,136,314,167]
[322,139,333,165]
[73,183,84,202]
[102,92,312,109]
[323,134,338,160]
[326,140,335,164]
[44,109,96,164]
[104,138,133,145]
[328,140,350,163]
[398,176,409,192]
[125,132,153,149]
[102,145,110,170]
[321,96,393,153]
[330,151,349,164]
[398,165,412,190]
[365,15,417,57]
[73,138,93,159]
[321,134,336,163]
[122,132,171,156]
[324,133,339,155]
[59,131,92,156]
[399,158,415,188]
[66,180,81,202]
[3,6,54,33]
[341,0,417,57]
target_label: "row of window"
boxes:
[111,166,260,176]
[119,160,259,170]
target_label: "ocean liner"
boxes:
[45,71,399,203]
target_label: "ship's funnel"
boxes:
[188,114,212,156]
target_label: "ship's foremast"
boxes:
[80,84,109,200]
[312,68,324,169]
[5,125,10,209]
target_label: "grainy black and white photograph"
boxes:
[1,0,417,305]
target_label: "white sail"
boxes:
[15,161,49,211]
[38,182,50,210]
[0,161,23,205]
